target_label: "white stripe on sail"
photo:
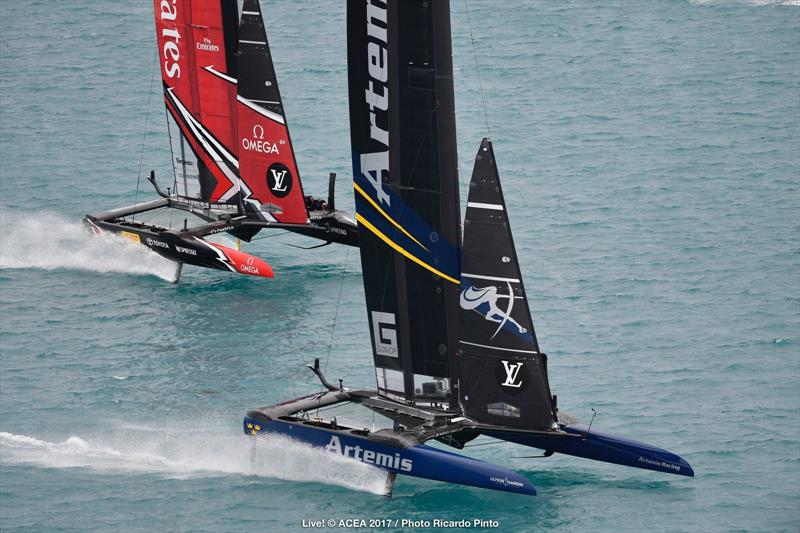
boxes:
[241,11,260,15]
[461,272,520,283]
[237,95,285,125]
[168,90,285,215]
[239,40,266,45]
[168,89,239,169]
[203,66,237,84]
[459,340,538,355]
[167,89,242,201]
[247,99,281,104]
[218,179,246,202]
[467,202,503,211]
[242,198,278,222]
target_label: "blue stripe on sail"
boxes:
[352,151,459,281]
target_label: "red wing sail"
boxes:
[154,0,242,204]
[235,0,308,223]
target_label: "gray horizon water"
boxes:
[1,1,799,531]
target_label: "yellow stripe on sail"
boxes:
[356,213,459,285]
[353,182,428,252]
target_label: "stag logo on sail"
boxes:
[266,163,292,198]
[359,0,390,207]
[371,311,397,358]
[325,435,412,472]
[158,0,182,79]
[460,284,528,339]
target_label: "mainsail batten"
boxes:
[348,0,461,405]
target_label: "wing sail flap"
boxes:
[458,139,556,430]
[235,0,308,223]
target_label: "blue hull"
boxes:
[486,424,694,477]
[243,416,537,496]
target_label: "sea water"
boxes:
[1,1,798,531]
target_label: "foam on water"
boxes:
[0,427,388,495]
[0,210,179,281]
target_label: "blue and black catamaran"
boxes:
[245,0,693,496]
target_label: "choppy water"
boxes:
[1,1,798,531]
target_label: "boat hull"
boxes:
[84,216,274,279]
[243,415,537,496]
[485,423,694,477]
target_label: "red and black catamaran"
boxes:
[84,0,357,281]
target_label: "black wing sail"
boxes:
[458,139,556,430]
[348,0,461,406]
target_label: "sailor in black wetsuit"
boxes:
[304,195,328,212]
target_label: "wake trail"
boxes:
[0,428,388,495]
[0,210,178,281]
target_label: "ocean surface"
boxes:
[1,1,798,531]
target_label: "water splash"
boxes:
[0,428,388,495]
[0,210,179,281]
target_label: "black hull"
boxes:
[83,183,359,279]
[83,215,274,279]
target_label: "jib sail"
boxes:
[458,139,556,430]
[347,0,461,405]
[235,0,308,223]
[154,0,241,204]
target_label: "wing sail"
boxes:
[154,0,241,204]
[348,0,461,405]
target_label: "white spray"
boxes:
[0,425,388,495]
[0,210,178,281]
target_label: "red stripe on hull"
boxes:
[207,242,275,279]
